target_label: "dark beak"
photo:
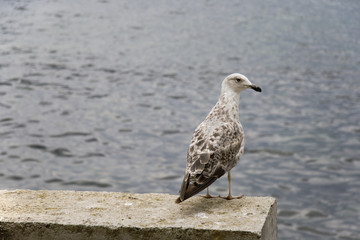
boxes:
[249,84,262,92]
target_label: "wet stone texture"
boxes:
[0,189,277,240]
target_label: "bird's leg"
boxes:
[206,187,211,198]
[221,171,243,200]
[227,171,232,198]
[201,172,243,200]
[201,187,216,198]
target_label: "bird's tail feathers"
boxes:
[175,166,226,204]
[175,175,217,204]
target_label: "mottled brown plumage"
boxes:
[176,73,261,204]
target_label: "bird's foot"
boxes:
[201,194,243,200]
[200,193,219,199]
[220,194,244,200]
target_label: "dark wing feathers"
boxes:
[176,122,243,203]
[175,167,225,204]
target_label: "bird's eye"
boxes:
[236,78,241,82]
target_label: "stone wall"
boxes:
[0,190,277,240]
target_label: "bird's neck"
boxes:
[219,89,241,110]
[207,89,240,122]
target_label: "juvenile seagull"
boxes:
[175,73,261,204]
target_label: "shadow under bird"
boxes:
[176,73,262,204]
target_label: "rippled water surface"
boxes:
[1,1,359,239]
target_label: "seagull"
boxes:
[175,73,261,204]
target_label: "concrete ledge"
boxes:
[0,190,277,240]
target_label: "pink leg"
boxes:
[201,172,243,200]
[221,171,243,200]
[201,187,217,198]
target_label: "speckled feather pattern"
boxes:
[176,73,261,203]
[177,85,246,203]
[186,99,244,179]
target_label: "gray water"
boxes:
[1,1,359,239]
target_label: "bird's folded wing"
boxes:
[176,122,243,202]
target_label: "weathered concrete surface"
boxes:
[0,190,277,240]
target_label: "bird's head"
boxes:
[222,73,262,93]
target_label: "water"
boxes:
[1,0,359,239]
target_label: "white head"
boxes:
[221,73,262,94]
